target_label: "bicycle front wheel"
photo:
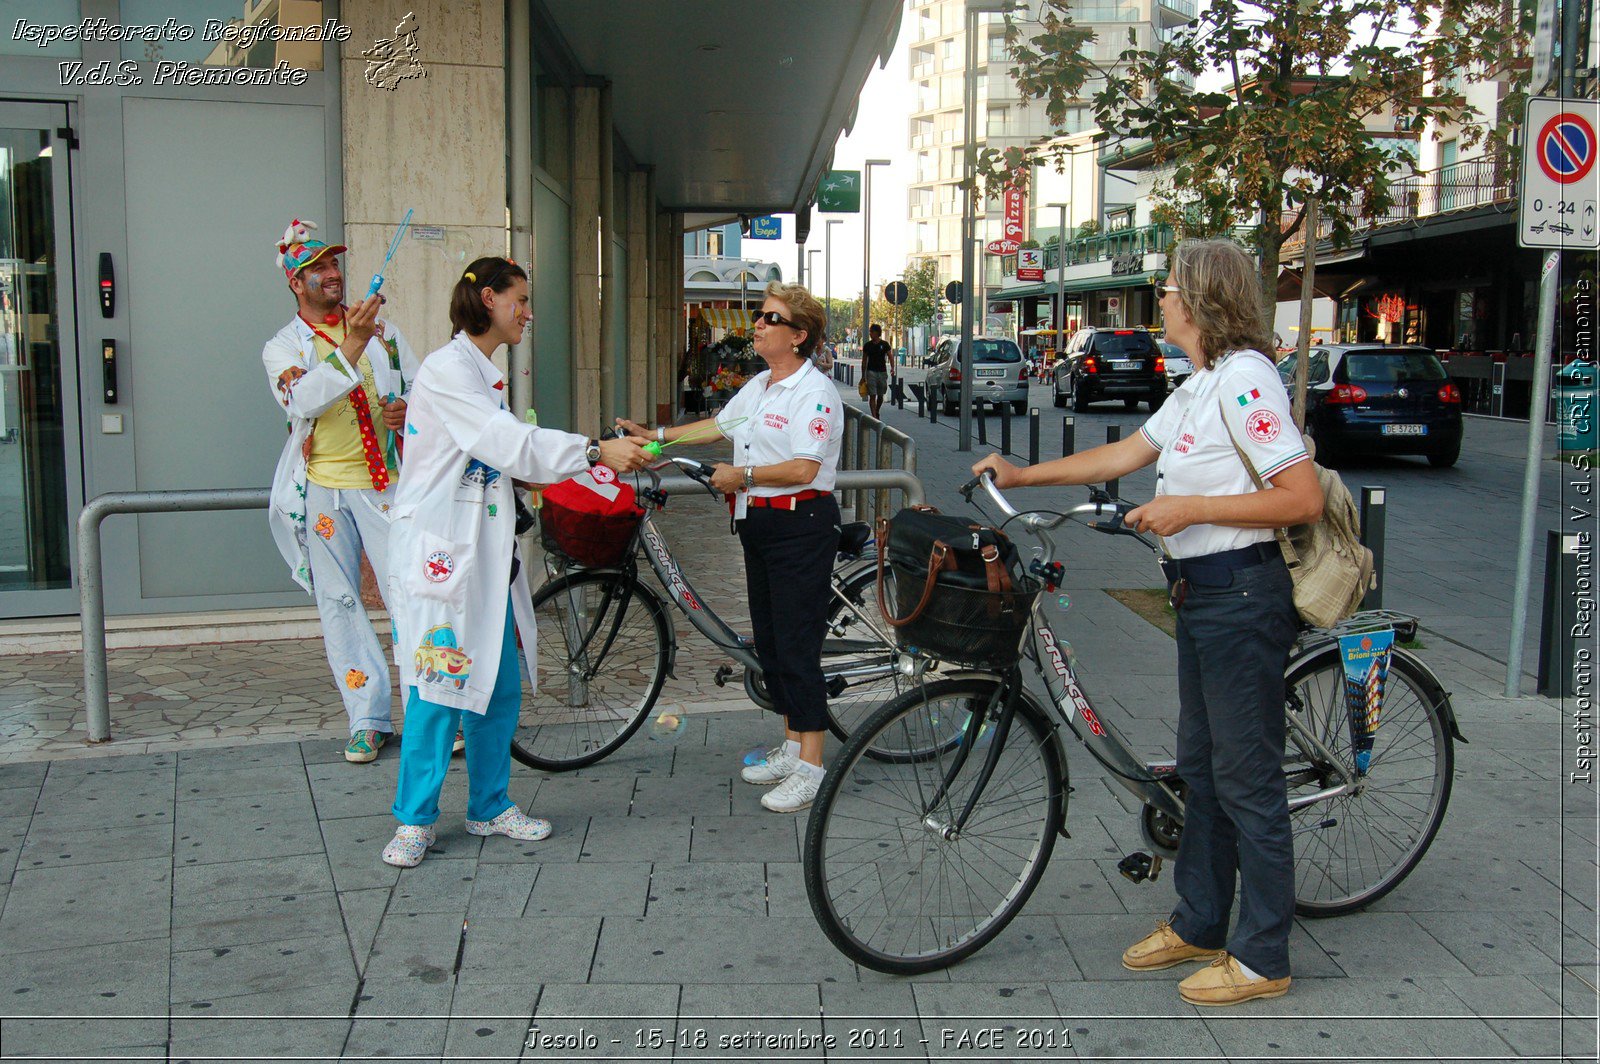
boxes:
[511,570,671,771]
[1285,647,1454,916]
[804,677,1065,974]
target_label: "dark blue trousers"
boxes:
[1168,557,1299,979]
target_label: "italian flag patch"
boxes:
[817,403,831,413]
[1235,388,1261,406]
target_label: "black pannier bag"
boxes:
[874,506,1040,669]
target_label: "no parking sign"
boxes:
[1519,98,1600,250]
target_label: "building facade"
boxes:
[0,0,897,620]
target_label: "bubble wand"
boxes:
[366,208,414,299]
[641,416,747,456]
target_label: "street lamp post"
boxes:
[959,0,1013,451]
[825,218,843,345]
[863,158,891,361]
[1046,201,1068,358]
[807,248,821,291]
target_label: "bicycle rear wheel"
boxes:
[1285,647,1454,916]
[511,570,671,771]
[804,676,1065,974]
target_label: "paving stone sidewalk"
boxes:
[0,384,1594,1061]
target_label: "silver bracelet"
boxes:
[657,425,666,443]
[743,465,755,490]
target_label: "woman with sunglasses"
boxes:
[618,281,841,813]
[972,239,1323,1006]
[381,257,653,867]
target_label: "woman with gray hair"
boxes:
[618,281,842,813]
[971,239,1322,1006]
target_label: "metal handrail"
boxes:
[76,470,925,744]
[78,488,271,743]
[841,406,919,526]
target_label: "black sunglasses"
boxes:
[752,310,801,329]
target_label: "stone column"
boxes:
[597,85,617,425]
[569,85,603,437]
[627,169,653,423]
[339,1,507,359]
[653,209,677,426]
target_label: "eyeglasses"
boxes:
[1153,274,1180,294]
[752,310,801,329]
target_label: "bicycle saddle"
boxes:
[837,521,873,560]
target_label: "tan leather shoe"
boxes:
[1121,920,1225,971]
[1178,954,1291,1006]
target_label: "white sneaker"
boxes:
[760,769,822,813]
[740,745,799,785]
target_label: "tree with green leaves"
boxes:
[988,0,1529,423]
[899,258,943,330]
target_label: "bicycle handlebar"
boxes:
[966,471,1159,556]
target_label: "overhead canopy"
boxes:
[696,306,753,330]
[1275,268,1342,302]
[993,271,1160,302]
[541,0,902,213]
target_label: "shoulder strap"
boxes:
[1216,394,1300,566]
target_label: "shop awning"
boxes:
[991,270,1159,302]
[1275,269,1341,302]
[696,306,752,331]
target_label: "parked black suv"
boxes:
[1051,327,1167,412]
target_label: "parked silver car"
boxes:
[924,336,1030,415]
[1159,340,1193,391]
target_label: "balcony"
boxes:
[1279,156,1515,260]
[1156,0,1197,20]
[1040,222,1174,271]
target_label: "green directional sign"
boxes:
[816,170,861,213]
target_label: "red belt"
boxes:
[739,489,830,512]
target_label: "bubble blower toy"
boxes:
[365,207,414,300]
[634,416,748,457]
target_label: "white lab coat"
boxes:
[387,332,591,714]
[262,315,420,591]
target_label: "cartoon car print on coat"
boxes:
[415,624,473,689]
[460,458,501,490]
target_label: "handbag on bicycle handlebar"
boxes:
[874,506,1040,669]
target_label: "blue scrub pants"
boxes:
[392,599,522,826]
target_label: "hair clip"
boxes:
[464,271,477,282]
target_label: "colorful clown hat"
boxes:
[274,218,346,278]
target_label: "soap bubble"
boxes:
[650,710,688,743]
[742,745,770,766]
[1057,594,1071,611]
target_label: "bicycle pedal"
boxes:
[825,675,849,698]
[1117,851,1163,884]
[712,665,733,687]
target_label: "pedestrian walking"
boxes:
[381,257,651,867]
[971,238,1323,1005]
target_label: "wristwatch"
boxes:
[585,439,602,467]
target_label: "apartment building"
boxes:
[905,0,1194,309]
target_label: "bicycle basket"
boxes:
[875,508,1040,669]
[538,470,644,568]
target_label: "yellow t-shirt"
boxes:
[305,322,388,489]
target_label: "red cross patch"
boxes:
[424,550,455,583]
[1245,409,1281,444]
[808,417,829,441]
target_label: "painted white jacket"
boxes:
[388,332,590,714]
[262,314,420,591]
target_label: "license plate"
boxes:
[1381,424,1427,436]
[976,369,1005,378]
[1109,360,1135,371]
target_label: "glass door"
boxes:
[0,103,80,616]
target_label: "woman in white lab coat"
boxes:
[381,257,651,867]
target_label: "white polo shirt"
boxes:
[716,360,843,520]
[1138,348,1309,559]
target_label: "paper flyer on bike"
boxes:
[1339,627,1395,774]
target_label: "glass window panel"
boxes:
[1,0,82,57]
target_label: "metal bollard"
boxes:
[930,392,937,425]
[1105,425,1121,498]
[1062,415,1075,457]
[1028,408,1040,466]
[977,402,987,446]
[1360,486,1386,610]
[1001,403,1012,456]
[1537,529,1583,697]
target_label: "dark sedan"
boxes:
[1279,344,1463,467]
